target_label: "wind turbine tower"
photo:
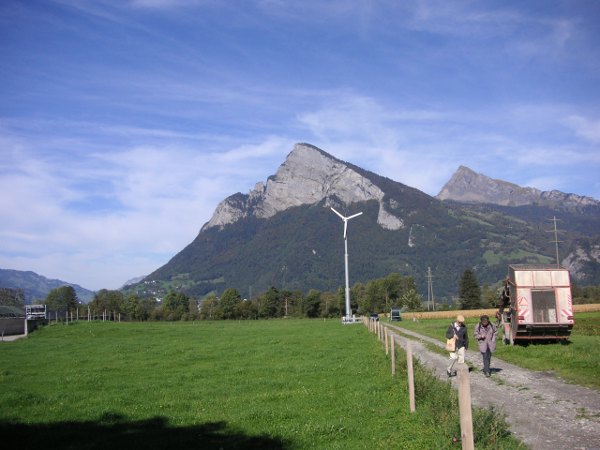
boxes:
[331,207,363,323]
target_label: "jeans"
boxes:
[481,349,492,373]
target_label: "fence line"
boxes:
[44,308,124,324]
[365,318,474,449]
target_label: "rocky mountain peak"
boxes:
[437,165,599,210]
[201,143,404,232]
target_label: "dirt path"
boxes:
[386,323,600,450]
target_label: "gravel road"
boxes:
[386,323,600,450]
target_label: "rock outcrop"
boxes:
[202,143,404,232]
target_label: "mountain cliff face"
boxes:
[133,144,600,301]
[437,165,599,211]
[203,143,403,232]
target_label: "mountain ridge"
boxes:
[0,269,95,304]
[203,143,406,232]
[437,165,599,211]
[132,143,600,301]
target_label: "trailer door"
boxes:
[531,289,557,323]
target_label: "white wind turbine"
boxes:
[331,207,363,323]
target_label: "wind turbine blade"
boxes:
[343,221,347,239]
[330,207,344,220]
[347,212,363,220]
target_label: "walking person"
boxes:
[446,315,468,377]
[474,314,497,377]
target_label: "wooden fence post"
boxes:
[391,333,396,376]
[407,341,415,412]
[457,363,474,450]
[385,328,389,355]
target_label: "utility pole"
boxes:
[549,216,562,268]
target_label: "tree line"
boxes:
[32,271,516,321]
[31,272,422,321]
[3,269,598,321]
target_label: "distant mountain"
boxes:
[437,165,600,212]
[125,143,600,301]
[0,269,95,304]
[122,275,146,288]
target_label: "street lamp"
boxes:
[331,207,363,323]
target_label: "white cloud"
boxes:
[0,125,296,290]
[563,115,600,144]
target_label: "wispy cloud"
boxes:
[2,0,599,290]
[563,115,600,144]
[296,93,600,196]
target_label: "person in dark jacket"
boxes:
[446,314,468,377]
[474,315,497,377]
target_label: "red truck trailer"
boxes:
[497,264,574,345]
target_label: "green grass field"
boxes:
[395,312,600,390]
[0,320,524,449]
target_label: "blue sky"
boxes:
[1,0,599,291]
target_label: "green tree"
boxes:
[123,294,156,321]
[45,286,78,312]
[235,300,257,320]
[258,286,281,318]
[459,270,482,310]
[284,290,304,317]
[163,290,189,320]
[123,294,140,320]
[481,284,497,309]
[382,273,403,312]
[352,282,368,315]
[200,294,220,320]
[365,280,384,313]
[303,289,321,318]
[135,297,157,321]
[402,288,423,311]
[90,289,125,318]
[187,298,200,320]
[220,288,242,319]
[319,291,340,318]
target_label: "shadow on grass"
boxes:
[0,413,291,450]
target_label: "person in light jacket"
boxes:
[474,315,497,377]
[446,315,468,377]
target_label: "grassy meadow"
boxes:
[0,319,524,449]
[395,311,600,390]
